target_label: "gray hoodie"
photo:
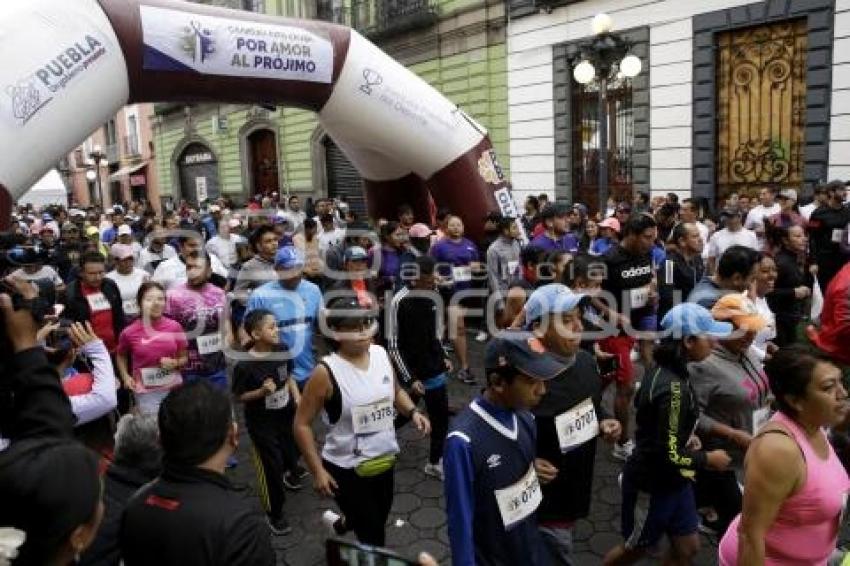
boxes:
[486,236,521,293]
[688,345,771,467]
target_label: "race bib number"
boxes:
[507,260,519,276]
[752,406,771,436]
[351,398,395,435]
[122,299,139,316]
[832,229,845,244]
[87,292,110,312]
[140,367,180,388]
[265,386,290,410]
[494,463,542,529]
[197,333,222,355]
[630,286,650,309]
[555,398,600,452]
[452,265,472,282]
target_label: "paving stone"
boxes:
[588,532,621,556]
[416,479,445,499]
[598,484,622,506]
[573,519,594,542]
[385,522,420,547]
[408,539,449,563]
[391,493,422,514]
[409,506,446,529]
[395,468,421,487]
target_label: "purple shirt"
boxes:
[165,282,227,380]
[531,232,579,254]
[430,237,480,290]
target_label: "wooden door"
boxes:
[716,20,807,202]
[248,129,279,195]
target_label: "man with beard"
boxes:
[659,222,705,321]
[166,254,231,391]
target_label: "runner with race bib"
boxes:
[116,281,188,416]
[233,309,302,536]
[522,284,622,564]
[444,332,564,566]
[166,254,231,390]
[294,295,430,547]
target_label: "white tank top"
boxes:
[321,345,400,468]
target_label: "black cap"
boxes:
[484,331,565,380]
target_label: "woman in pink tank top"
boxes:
[719,346,850,565]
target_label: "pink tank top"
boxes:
[719,412,849,565]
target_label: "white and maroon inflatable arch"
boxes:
[0,0,523,242]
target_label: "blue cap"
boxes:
[524,284,586,327]
[274,246,304,269]
[484,331,565,381]
[660,303,734,338]
[344,246,368,262]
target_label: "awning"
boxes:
[109,161,147,182]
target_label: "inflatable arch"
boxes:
[0,0,524,243]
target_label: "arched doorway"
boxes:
[247,128,279,196]
[177,143,219,206]
[324,137,366,219]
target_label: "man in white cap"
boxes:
[106,244,149,319]
[205,217,246,276]
[766,188,804,230]
[116,224,142,266]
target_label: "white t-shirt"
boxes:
[152,254,228,289]
[138,244,177,274]
[318,228,344,256]
[745,203,781,249]
[800,202,817,221]
[10,265,64,287]
[106,268,149,317]
[696,221,710,260]
[707,227,759,259]
[205,234,245,268]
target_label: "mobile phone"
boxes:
[598,356,619,377]
[326,538,419,566]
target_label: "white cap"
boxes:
[117,224,132,236]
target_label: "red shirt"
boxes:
[808,263,850,365]
[82,283,117,352]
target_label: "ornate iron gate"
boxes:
[716,20,807,202]
[571,78,634,212]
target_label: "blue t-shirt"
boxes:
[430,237,480,291]
[531,232,579,254]
[246,278,322,382]
[590,237,614,256]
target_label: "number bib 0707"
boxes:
[494,463,542,529]
[555,398,599,453]
[140,367,180,388]
[351,398,395,435]
[265,386,290,410]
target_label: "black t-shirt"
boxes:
[808,205,850,261]
[232,350,293,431]
[601,245,654,329]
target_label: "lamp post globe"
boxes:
[591,13,613,35]
[619,54,642,78]
[573,60,596,84]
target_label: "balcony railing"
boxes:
[315,0,438,38]
[123,135,141,158]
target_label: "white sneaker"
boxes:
[612,439,634,462]
[423,461,444,481]
[475,331,488,342]
[322,510,344,536]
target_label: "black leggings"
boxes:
[424,385,449,465]
[323,459,395,546]
[694,468,741,534]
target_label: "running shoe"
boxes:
[612,439,634,462]
[455,368,476,385]
[322,510,347,536]
[267,515,292,536]
[423,461,444,481]
[282,471,302,491]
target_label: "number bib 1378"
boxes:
[494,463,542,529]
[555,398,599,453]
[351,398,395,435]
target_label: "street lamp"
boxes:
[87,144,108,206]
[568,13,642,214]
